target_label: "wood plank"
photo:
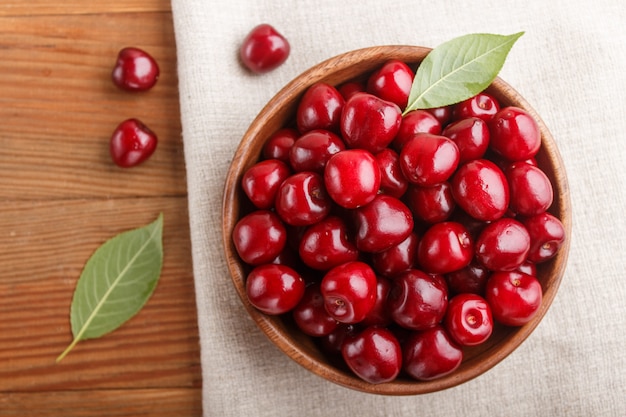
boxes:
[0,388,202,416]
[0,197,201,391]
[0,1,171,17]
[0,12,185,200]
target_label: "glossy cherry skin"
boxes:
[388,270,448,331]
[337,80,365,100]
[475,218,531,271]
[319,323,357,355]
[241,159,291,209]
[296,82,345,133]
[366,59,414,108]
[292,283,339,336]
[353,194,414,253]
[324,149,381,209]
[426,106,452,126]
[239,24,290,73]
[375,148,409,198]
[111,47,159,92]
[442,117,490,163]
[298,216,359,270]
[320,261,377,324]
[485,270,543,326]
[275,172,333,226]
[505,161,554,216]
[445,261,490,296]
[342,326,402,384]
[406,182,455,224]
[392,110,442,151]
[232,210,287,265]
[402,325,463,381]
[110,118,158,168]
[444,293,493,346]
[521,212,566,263]
[262,128,298,162]
[400,133,460,186]
[451,159,510,221]
[361,276,393,326]
[246,264,305,315]
[340,92,402,154]
[417,221,474,274]
[488,106,541,161]
[289,129,345,173]
[370,232,418,278]
[452,92,501,122]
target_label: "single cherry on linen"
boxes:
[111,47,160,92]
[239,23,290,73]
[110,118,158,168]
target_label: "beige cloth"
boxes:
[171,0,626,415]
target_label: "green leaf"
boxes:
[56,213,164,362]
[404,32,524,114]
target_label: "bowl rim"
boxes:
[222,45,572,395]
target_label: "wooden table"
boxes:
[0,2,202,415]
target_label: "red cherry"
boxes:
[475,218,531,271]
[375,148,409,198]
[450,159,510,221]
[109,118,158,168]
[262,128,298,162]
[241,159,291,209]
[388,270,448,331]
[393,110,442,151]
[444,293,493,346]
[452,92,501,121]
[521,212,566,263]
[320,261,377,324]
[293,283,339,336]
[488,106,541,161]
[445,261,490,296]
[239,24,290,73]
[340,92,402,154]
[232,210,287,265]
[289,129,345,173]
[426,106,453,126]
[246,264,305,315]
[111,47,159,92]
[342,326,402,384]
[324,149,381,209]
[417,221,474,274]
[353,194,414,253]
[505,161,554,216]
[442,117,490,163]
[399,133,460,186]
[402,325,463,381]
[405,182,456,224]
[319,323,357,355]
[275,172,333,226]
[370,232,418,278]
[361,276,393,326]
[296,82,345,133]
[298,216,359,270]
[366,59,414,108]
[337,80,365,100]
[485,270,543,326]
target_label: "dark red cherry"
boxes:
[111,47,159,92]
[239,23,290,73]
[353,194,414,253]
[296,82,345,133]
[109,118,158,168]
[289,129,345,173]
[232,210,287,265]
[402,325,463,381]
[320,261,377,324]
[342,326,402,384]
[246,264,305,315]
[298,216,359,270]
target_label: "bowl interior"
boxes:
[222,45,572,395]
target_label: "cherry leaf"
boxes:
[404,32,524,113]
[56,213,164,362]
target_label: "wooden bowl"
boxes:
[222,45,572,395]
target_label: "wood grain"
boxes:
[0,1,202,415]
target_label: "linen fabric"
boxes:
[170,0,626,415]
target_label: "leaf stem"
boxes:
[56,337,80,363]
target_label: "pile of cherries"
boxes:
[231,59,566,384]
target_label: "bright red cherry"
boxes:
[232,210,287,265]
[275,172,333,226]
[375,148,409,198]
[298,216,359,270]
[402,325,463,381]
[324,149,381,209]
[321,261,377,324]
[296,82,345,133]
[444,293,493,346]
[370,232,418,278]
[366,59,414,108]
[111,47,159,92]
[399,133,460,186]
[246,264,305,315]
[393,110,442,151]
[110,118,158,168]
[521,212,566,263]
[241,159,291,209]
[342,326,402,384]
[405,182,455,224]
[485,270,543,326]
[262,128,298,162]
[353,194,414,253]
[452,92,500,121]
[475,218,531,271]
[442,117,490,163]
[361,276,393,326]
[239,24,290,73]
[417,221,474,274]
[340,92,402,154]
[505,161,554,216]
[488,106,541,161]
[289,129,345,173]
[292,283,339,337]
